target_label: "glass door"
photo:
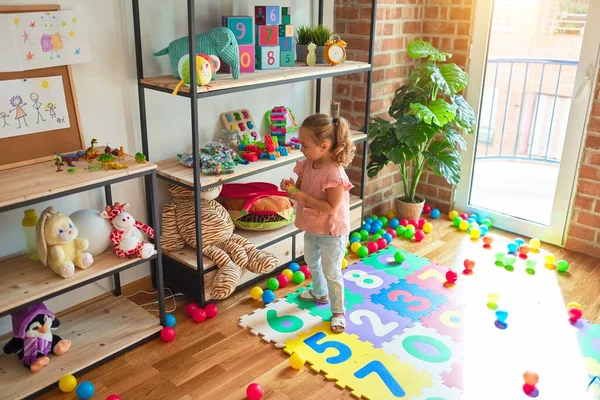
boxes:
[455,0,600,244]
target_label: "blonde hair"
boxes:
[301,113,356,167]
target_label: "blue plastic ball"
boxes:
[165,313,176,327]
[388,218,400,229]
[364,217,373,225]
[470,213,480,223]
[507,242,518,253]
[289,262,300,272]
[430,208,440,219]
[383,233,393,243]
[262,289,275,304]
[514,238,525,247]
[480,226,489,236]
[362,223,372,232]
[350,237,361,244]
[467,218,475,224]
[76,381,95,400]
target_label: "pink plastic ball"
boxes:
[205,303,218,319]
[400,218,409,227]
[460,213,469,220]
[299,265,311,278]
[408,219,418,228]
[386,228,397,238]
[192,308,207,323]
[185,303,199,317]
[414,230,426,242]
[423,204,432,214]
[246,383,263,400]
[105,396,122,400]
[367,241,378,254]
[276,274,289,288]
[160,327,176,342]
[418,219,427,229]
[376,238,387,249]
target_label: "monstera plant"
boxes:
[366,39,476,220]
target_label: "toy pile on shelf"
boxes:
[53,138,145,173]
[176,142,248,175]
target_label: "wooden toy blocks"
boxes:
[221,16,253,45]
[256,45,280,70]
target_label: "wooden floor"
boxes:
[36,216,600,399]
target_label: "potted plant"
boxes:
[366,40,476,221]
[295,24,333,64]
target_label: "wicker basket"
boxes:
[394,196,425,221]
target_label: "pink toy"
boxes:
[568,307,582,324]
[423,204,432,214]
[414,230,425,242]
[367,241,378,254]
[299,265,311,278]
[205,303,219,318]
[246,383,263,400]
[192,308,207,323]
[445,270,457,287]
[101,202,155,259]
[186,303,199,317]
[387,228,397,238]
[417,219,427,229]
[276,274,289,288]
[161,327,176,342]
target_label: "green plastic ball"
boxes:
[345,248,349,256]
[357,246,369,258]
[395,225,406,236]
[404,228,415,239]
[495,252,505,262]
[370,215,379,221]
[371,233,382,242]
[377,229,386,236]
[379,217,388,227]
[266,277,279,291]
[394,252,405,263]
[525,259,537,270]
[557,259,569,272]
[481,218,493,228]
[453,216,462,227]
[359,229,369,241]
[503,255,516,266]
[350,232,361,240]
[292,271,306,284]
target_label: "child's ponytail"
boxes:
[332,116,355,167]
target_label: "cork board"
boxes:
[0,4,84,170]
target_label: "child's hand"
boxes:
[280,178,295,191]
[288,190,306,202]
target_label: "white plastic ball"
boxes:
[69,209,112,256]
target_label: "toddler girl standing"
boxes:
[281,112,356,333]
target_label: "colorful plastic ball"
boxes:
[557,259,570,272]
[376,229,386,237]
[394,251,405,263]
[458,220,469,231]
[299,265,311,278]
[76,381,95,400]
[480,225,489,236]
[369,224,380,234]
[568,307,583,324]
[483,236,494,246]
[345,249,349,257]
[165,313,176,327]
[386,228,397,238]
[395,225,406,236]
[370,215,379,221]
[469,213,479,222]
[507,242,518,253]
[350,241,362,253]
[290,352,306,369]
[282,269,294,280]
[400,218,409,227]
[529,238,541,250]
[470,228,481,239]
[519,245,530,255]
[359,229,369,240]
[341,258,348,269]
[160,326,176,342]
[405,224,416,231]
[59,374,78,393]
[414,230,426,242]
[372,220,383,230]
[446,270,458,284]
[383,232,393,243]
[453,216,462,227]
[389,218,400,229]
[422,222,433,233]
[205,303,218,318]
[289,262,300,272]
[469,222,479,230]
[544,254,556,265]
[467,218,475,224]
[423,204,432,214]
[514,238,525,247]
[525,259,537,270]
[246,383,264,400]
[266,277,279,291]
[192,308,207,323]
[349,237,361,245]
[417,218,427,229]
[346,240,350,248]
[460,213,468,220]
[362,223,372,232]
[495,252,505,262]
[262,289,275,304]
[371,233,382,242]
[105,395,122,400]
[504,255,517,266]
[379,216,389,227]
[350,232,361,240]
[386,210,397,220]
[448,210,459,220]
[367,241,378,254]
[185,302,199,317]
[376,237,388,249]
[404,228,415,240]
[364,217,373,225]
[250,286,264,300]
[568,301,582,310]
[430,209,441,219]
[293,271,306,284]
[276,274,290,288]
[357,246,369,258]
[481,218,493,228]
[408,219,418,228]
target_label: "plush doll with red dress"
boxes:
[100,202,155,259]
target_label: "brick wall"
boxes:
[334,0,474,216]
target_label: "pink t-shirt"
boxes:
[293,159,354,237]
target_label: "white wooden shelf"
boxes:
[156,130,367,189]
[0,296,160,400]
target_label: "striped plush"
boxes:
[161,184,278,299]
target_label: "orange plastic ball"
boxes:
[523,371,539,386]
[519,245,530,255]
[483,236,494,245]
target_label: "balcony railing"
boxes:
[476,57,578,165]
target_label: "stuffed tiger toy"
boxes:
[161,184,278,299]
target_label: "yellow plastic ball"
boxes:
[59,374,77,393]
[250,286,264,301]
[544,254,556,265]
[346,240,350,248]
[422,222,433,233]
[385,210,397,220]
[459,220,469,231]
[282,269,294,280]
[341,258,348,270]
[290,352,306,369]
[351,242,362,253]
[449,210,459,220]
[529,238,541,250]
[470,228,481,239]
[567,301,582,310]
[406,224,416,231]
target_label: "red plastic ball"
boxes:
[105,395,122,400]
[160,326,176,342]
[460,213,469,220]
[367,241,378,254]
[414,230,426,242]
[376,238,387,249]
[205,303,218,319]
[386,228,397,238]
[568,307,583,323]
[446,270,458,284]
[418,219,427,229]
[185,302,199,317]
[400,219,409,227]
[408,219,418,228]
[192,308,207,323]
[276,274,289,288]
[246,383,263,400]
[299,265,311,278]
[423,204,432,214]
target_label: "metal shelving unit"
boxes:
[132,0,377,306]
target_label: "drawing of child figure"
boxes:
[9,95,28,129]
[40,15,65,59]
[45,103,57,119]
[0,112,9,127]
[31,93,46,123]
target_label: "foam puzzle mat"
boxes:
[239,243,600,399]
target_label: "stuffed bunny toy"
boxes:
[36,206,94,278]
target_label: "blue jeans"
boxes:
[303,232,348,314]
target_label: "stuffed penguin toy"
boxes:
[3,302,71,372]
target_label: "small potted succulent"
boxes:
[296,24,333,64]
[366,40,477,221]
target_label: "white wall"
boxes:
[0,0,333,334]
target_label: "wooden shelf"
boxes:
[140,61,372,98]
[156,130,367,189]
[0,151,156,212]
[0,296,160,399]
[164,195,363,270]
[0,249,157,317]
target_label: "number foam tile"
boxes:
[343,262,399,298]
[346,300,414,347]
[440,361,463,392]
[578,322,600,362]
[407,379,463,400]
[420,300,465,343]
[362,246,430,280]
[371,280,447,322]
[405,262,469,305]
[285,284,365,321]
[238,298,323,348]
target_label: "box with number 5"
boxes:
[221,16,253,45]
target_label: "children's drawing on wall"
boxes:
[0,10,91,72]
[0,76,70,139]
